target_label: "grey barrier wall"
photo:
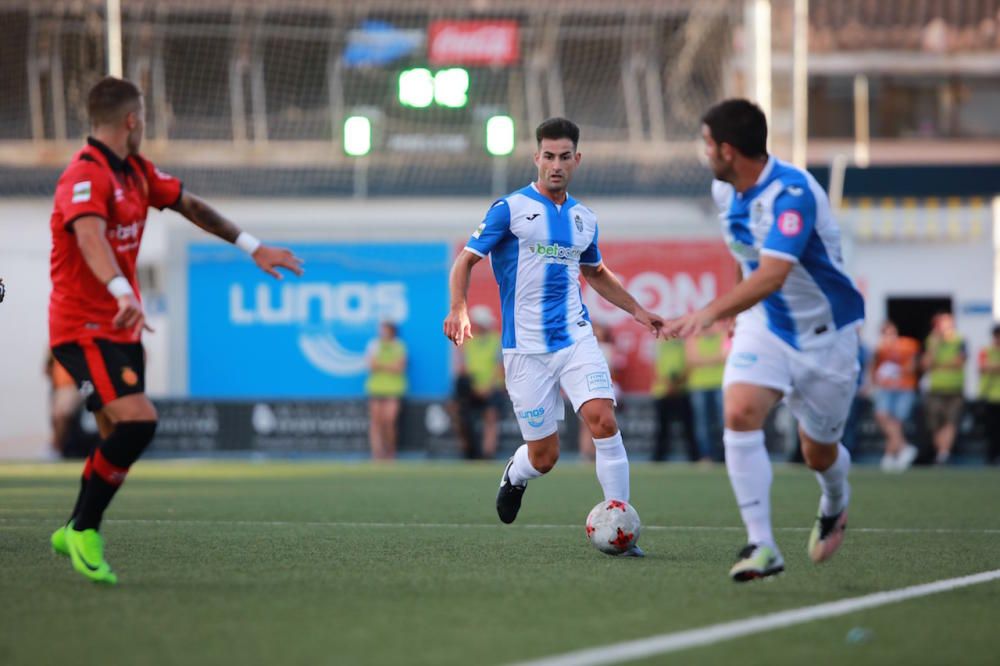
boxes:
[124,397,986,462]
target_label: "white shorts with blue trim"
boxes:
[503,335,616,441]
[723,317,860,444]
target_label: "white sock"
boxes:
[593,431,629,502]
[508,444,543,487]
[724,428,775,548]
[816,443,851,517]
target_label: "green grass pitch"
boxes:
[2,461,999,665]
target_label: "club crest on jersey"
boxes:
[574,214,583,232]
[121,367,139,386]
[71,181,92,203]
[777,210,803,237]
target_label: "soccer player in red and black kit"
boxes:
[48,77,303,584]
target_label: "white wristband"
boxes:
[235,232,261,255]
[107,276,133,299]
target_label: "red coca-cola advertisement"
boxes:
[428,20,519,66]
[459,240,737,393]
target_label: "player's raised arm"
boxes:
[444,250,481,346]
[73,215,147,335]
[580,262,663,337]
[170,191,303,280]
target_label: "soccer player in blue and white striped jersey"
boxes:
[444,118,663,547]
[665,99,865,581]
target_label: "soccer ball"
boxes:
[585,500,641,555]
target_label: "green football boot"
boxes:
[51,521,71,557]
[66,527,117,585]
[729,543,785,582]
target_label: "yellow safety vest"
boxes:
[926,336,965,395]
[688,333,725,391]
[651,339,687,398]
[464,332,501,394]
[365,339,407,397]
[980,346,1000,403]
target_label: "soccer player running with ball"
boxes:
[444,118,663,555]
[663,100,864,581]
[48,77,303,584]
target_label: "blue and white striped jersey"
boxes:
[712,156,864,351]
[465,183,599,354]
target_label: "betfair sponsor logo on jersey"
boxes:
[530,242,581,264]
[726,237,759,261]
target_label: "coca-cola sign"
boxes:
[428,20,519,66]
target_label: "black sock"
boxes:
[74,474,121,532]
[68,453,94,523]
[73,421,157,532]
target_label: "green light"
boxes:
[485,115,514,156]
[343,115,372,156]
[398,68,434,108]
[433,68,469,108]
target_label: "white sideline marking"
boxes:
[1,516,999,535]
[510,569,1000,666]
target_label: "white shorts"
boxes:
[504,335,616,441]
[723,318,860,444]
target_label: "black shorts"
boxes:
[52,339,145,412]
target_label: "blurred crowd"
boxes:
[44,310,1000,467]
[421,309,1000,468]
[866,313,1000,470]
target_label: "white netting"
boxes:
[0,0,740,196]
[5,0,1000,198]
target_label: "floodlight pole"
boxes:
[747,0,772,147]
[353,158,369,199]
[994,196,1000,321]
[853,74,871,168]
[492,157,508,198]
[106,0,123,77]
[791,0,808,168]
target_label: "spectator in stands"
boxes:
[578,321,626,460]
[872,321,920,472]
[365,321,407,461]
[977,324,1000,465]
[921,312,967,465]
[684,320,728,462]
[451,306,504,460]
[650,338,697,462]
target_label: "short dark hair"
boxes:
[87,76,142,127]
[535,117,580,148]
[701,99,768,158]
[992,323,1000,337]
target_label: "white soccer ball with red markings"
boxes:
[585,499,641,555]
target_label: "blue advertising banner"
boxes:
[188,242,451,398]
